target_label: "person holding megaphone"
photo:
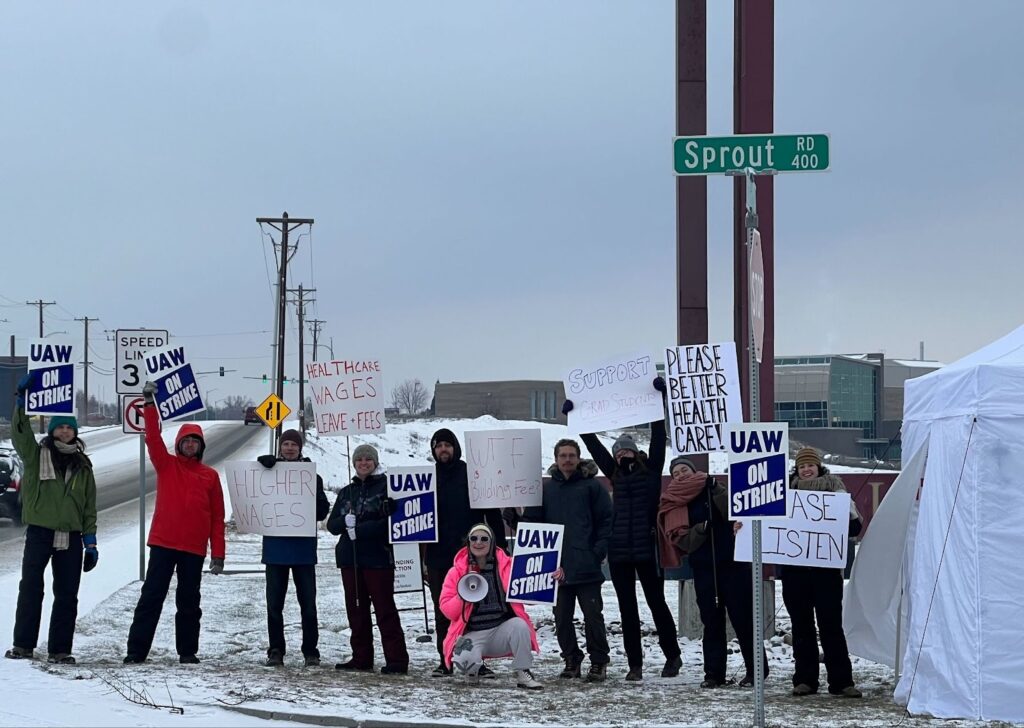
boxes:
[439,524,542,690]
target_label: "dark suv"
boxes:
[243,406,263,426]
[0,447,24,523]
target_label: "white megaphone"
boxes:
[457,572,489,603]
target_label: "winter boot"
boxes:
[335,659,373,671]
[4,646,33,660]
[47,653,76,665]
[516,669,543,690]
[559,653,584,679]
[478,664,496,679]
[380,664,408,675]
[585,662,607,683]
[661,655,682,678]
[179,654,200,664]
[264,649,284,667]
[431,662,452,677]
[303,654,321,667]
[792,683,815,696]
[625,666,643,681]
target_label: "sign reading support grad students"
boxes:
[223,461,317,537]
[465,429,542,509]
[305,358,385,436]
[727,422,789,520]
[116,329,169,395]
[665,342,743,455]
[506,523,563,605]
[563,352,663,434]
[144,344,205,421]
[735,490,851,569]
[387,466,438,544]
[25,339,76,416]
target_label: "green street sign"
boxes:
[673,133,830,175]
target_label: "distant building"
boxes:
[773,354,941,461]
[433,380,567,424]
[0,357,28,422]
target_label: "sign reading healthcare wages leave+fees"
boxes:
[223,461,318,537]
[563,352,663,433]
[144,344,205,421]
[305,358,385,436]
[665,342,742,455]
[735,490,851,569]
[506,523,563,605]
[25,339,76,416]
[387,466,438,544]
[727,422,789,520]
[465,429,542,508]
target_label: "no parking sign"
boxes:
[727,422,789,519]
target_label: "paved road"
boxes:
[0,422,265,544]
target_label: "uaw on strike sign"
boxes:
[506,523,563,605]
[144,344,205,421]
[387,466,438,544]
[727,422,789,519]
[25,339,76,416]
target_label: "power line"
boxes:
[25,300,55,337]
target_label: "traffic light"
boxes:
[219,366,225,377]
[262,374,267,383]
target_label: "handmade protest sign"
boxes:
[305,358,385,436]
[144,344,205,421]
[465,429,542,508]
[727,422,789,520]
[564,352,663,433]
[387,466,438,544]
[392,543,423,593]
[735,490,852,568]
[506,523,563,605]
[223,461,317,537]
[25,339,76,416]
[665,342,743,455]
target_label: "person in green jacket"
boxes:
[4,374,97,665]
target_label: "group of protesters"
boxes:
[5,373,864,697]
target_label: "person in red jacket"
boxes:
[123,381,226,665]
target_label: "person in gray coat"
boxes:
[515,438,613,682]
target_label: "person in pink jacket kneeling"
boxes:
[440,523,543,690]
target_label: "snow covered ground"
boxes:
[0,417,996,727]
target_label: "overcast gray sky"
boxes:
[1,1,1021,410]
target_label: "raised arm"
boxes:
[143,403,173,470]
[580,433,616,479]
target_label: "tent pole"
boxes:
[895,588,903,683]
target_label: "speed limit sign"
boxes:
[116,329,169,395]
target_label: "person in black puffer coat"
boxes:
[422,428,507,677]
[569,377,681,682]
[326,444,409,674]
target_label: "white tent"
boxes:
[845,324,1024,722]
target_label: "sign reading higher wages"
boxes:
[506,523,563,605]
[223,461,317,537]
[727,422,789,519]
[25,339,76,416]
[144,344,205,421]
[387,466,438,544]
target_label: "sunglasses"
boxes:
[469,535,491,543]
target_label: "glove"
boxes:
[83,547,99,572]
[257,454,277,469]
[15,373,31,407]
[695,520,710,535]
[383,497,397,516]
[344,513,356,529]
[210,557,224,575]
[346,527,357,541]
[142,380,158,404]
[561,399,574,415]
[653,376,666,393]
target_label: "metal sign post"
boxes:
[139,436,146,581]
[746,168,766,728]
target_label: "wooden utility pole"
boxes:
[256,212,313,449]
[74,316,99,424]
[287,285,316,436]
[26,299,55,337]
[308,318,325,362]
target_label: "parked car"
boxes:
[0,447,24,523]
[243,406,263,426]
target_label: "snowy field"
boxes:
[0,417,1002,727]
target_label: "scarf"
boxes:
[656,472,708,569]
[38,439,85,551]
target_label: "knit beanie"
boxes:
[795,447,822,469]
[466,523,496,555]
[612,434,638,458]
[280,429,304,449]
[352,443,379,467]
[670,455,698,475]
[48,415,79,438]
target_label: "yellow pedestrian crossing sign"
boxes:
[255,393,291,429]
